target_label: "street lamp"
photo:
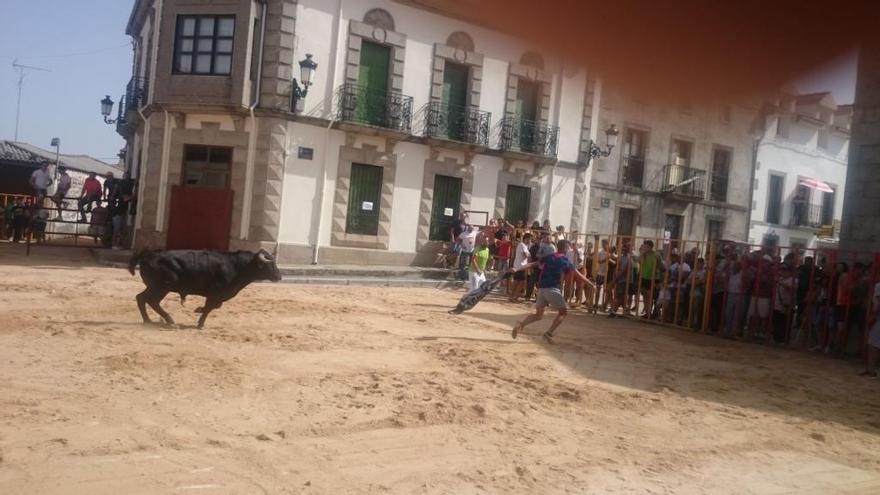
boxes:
[50,137,60,181]
[583,124,619,166]
[100,95,117,124]
[290,54,318,113]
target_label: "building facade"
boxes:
[750,91,851,250]
[118,0,605,265]
[584,87,759,248]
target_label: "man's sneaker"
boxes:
[607,312,616,318]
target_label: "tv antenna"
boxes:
[12,60,51,142]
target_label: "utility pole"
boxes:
[12,60,50,142]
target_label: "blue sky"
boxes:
[0,0,133,162]
[0,0,858,163]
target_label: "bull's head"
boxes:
[255,249,283,282]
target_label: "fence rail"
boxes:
[425,101,491,146]
[500,117,559,158]
[336,83,413,132]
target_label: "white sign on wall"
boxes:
[361,201,374,211]
[443,208,454,217]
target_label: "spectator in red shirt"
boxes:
[78,172,103,222]
[496,231,512,272]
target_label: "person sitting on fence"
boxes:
[88,200,110,246]
[78,172,103,222]
[29,162,53,202]
[50,166,72,220]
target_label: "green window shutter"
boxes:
[357,41,391,126]
[767,175,783,224]
[504,185,531,225]
[442,61,469,140]
[429,175,463,241]
[346,164,383,235]
[515,80,539,151]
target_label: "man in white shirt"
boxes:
[595,238,610,310]
[29,162,53,200]
[508,232,532,303]
[457,225,477,281]
[860,280,880,377]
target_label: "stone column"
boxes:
[840,42,880,254]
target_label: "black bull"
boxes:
[128,249,283,328]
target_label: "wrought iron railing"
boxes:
[115,92,128,134]
[659,164,706,199]
[500,117,559,158]
[709,174,729,202]
[790,201,822,228]
[620,157,645,188]
[425,101,490,146]
[124,77,148,112]
[336,83,413,132]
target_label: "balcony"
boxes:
[425,101,490,147]
[500,117,559,159]
[790,201,822,229]
[337,83,413,133]
[124,77,148,112]
[620,157,645,188]
[659,164,706,199]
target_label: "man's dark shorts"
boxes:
[595,275,605,287]
[513,271,526,281]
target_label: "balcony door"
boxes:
[357,41,391,126]
[429,175,462,241]
[442,61,469,141]
[504,185,531,225]
[515,80,539,151]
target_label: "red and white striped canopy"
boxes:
[798,178,834,193]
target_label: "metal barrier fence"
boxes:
[477,227,878,359]
[1,192,113,253]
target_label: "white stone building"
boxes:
[583,87,760,248]
[120,0,604,265]
[750,91,851,250]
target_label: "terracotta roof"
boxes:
[0,141,43,164]
[0,141,121,175]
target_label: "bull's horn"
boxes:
[257,250,272,263]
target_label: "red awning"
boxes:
[799,178,834,193]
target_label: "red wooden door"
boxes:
[166,185,233,250]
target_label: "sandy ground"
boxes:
[2,244,880,494]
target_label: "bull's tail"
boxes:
[128,248,149,276]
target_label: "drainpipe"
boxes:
[240,0,268,242]
[311,0,343,265]
[746,108,765,241]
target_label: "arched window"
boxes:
[520,51,544,70]
[363,8,395,31]
[446,31,475,52]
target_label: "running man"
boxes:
[510,239,594,344]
